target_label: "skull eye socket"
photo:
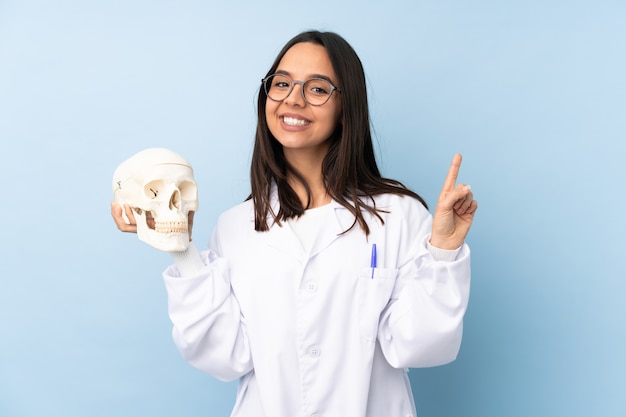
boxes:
[179,181,197,200]
[143,180,196,202]
[144,181,163,199]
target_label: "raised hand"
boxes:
[430,154,478,250]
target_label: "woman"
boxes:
[112,30,477,417]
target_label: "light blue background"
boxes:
[1,0,624,416]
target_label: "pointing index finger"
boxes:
[442,153,463,192]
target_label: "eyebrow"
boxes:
[275,69,335,83]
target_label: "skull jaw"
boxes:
[135,211,190,252]
[137,231,190,252]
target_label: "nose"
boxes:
[169,188,181,210]
[284,81,306,106]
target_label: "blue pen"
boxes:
[370,244,377,279]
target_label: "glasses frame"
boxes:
[262,74,341,106]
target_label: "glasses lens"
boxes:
[303,79,333,105]
[265,74,291,102]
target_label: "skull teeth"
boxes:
[154,221,188,234]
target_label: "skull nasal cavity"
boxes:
[170,189,181,209]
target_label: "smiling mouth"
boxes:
[282,116,310,127]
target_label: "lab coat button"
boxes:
[305,282,318,293]
[308,345,321,358]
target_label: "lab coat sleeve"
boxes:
[162,233,253,382]
[377,203,471,369]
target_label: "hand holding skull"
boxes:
[111,148,198,252]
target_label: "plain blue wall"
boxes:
[1,1,624,416]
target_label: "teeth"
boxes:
[283,116,308,126]
[155,221,188,234]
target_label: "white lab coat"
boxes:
[163,191,471,417]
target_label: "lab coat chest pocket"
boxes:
[357,267,398,341]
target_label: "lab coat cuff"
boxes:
[169,242,206,277]
[425,235,462,262]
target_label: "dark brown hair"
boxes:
[250,30,427,235]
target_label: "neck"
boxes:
[284,147,331,209]
[290,181,330,209]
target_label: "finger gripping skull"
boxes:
[112,148,198,252]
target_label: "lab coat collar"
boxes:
[264,186,354,261]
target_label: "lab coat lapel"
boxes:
[308,201,346,259]
[265,218,306,262]
[264,189,305,262]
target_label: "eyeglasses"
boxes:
[262,73,341,106]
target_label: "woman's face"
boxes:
[265,42,342,162]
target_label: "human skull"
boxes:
[112,148,198,252]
